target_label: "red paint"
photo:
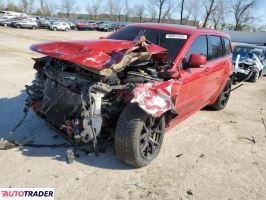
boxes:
[165,28,232,131]
[131,80,180,117]
[128,23,230,38]
[189,54,206,67]
[30,39,167,70]
[115,24,232,131]
[30,23,233,132]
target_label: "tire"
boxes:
[53,27,57,31]
[114,103,165,168]
[3,23,7,27]
[65,28,69,32]
[248,70,260,83]
[32,26,37,29]
[209,78,232,110]
[16,25,21,29]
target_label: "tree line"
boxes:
[0,0,261,31]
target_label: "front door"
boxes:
[175,35,210,116]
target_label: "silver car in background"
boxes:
[15,19,38,29]
[49,22,70,31]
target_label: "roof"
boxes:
[234,44,266,50]
[128,23,230,38]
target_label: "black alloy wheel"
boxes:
[139,117,164,160]
[114,103,165,168]
[209,78,232,110]
[220,80,231,107]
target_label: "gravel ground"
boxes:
[0,26,266,200]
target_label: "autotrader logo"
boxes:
[0,188,54,200]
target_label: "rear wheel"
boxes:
[53,27,57,31]
[209,78,232,110]
[16,24,21,28]
[32,25,37,29]
[3,23,7,27]
[114,103,165,168]
[65,28,69,32]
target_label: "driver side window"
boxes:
[183,35,208,66]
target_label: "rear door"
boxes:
[205,35,229,101]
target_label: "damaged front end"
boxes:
[233,53,263,83]
[26,36,180,146]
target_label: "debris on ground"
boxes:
[199,153,205,158]
[187,189,193,196]
[66,149,75,164]
[0,138,18,150]
[128,183,147,190]
[252,161,258,165]
[262,118,266,136]
[176,153,183,158]
[239,136,256,144]
[230,84,244,92]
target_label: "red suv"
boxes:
[27,23,233,168]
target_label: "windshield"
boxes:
[107,26,188,62]
[233,46,265,61]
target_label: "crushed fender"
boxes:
[131,79,180,117]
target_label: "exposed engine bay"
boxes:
[233,53,263,83]
[25,36,179,146]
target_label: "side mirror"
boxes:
[189,54,207,68]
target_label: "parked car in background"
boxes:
[0,17,8,23]
[1,17,24,26]
[75,21,96,31]
[10,18,26,27]
[50,22,70,31]
[0,10,28,18]
[233,45,266,82]
[38,19,51,28]
[68,22,77,30]
[0,18,13,26]
[97,24,116,32]
[27,23,233,168]
[115,24,126,31]
[14,19,38,29]
[75,21,86,30]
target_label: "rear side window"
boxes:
[223,37,232,55]
[208,36,223,60]
[184,35,208,62]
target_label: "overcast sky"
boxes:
[11,0,266,25]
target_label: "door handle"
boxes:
[205,67,210,72]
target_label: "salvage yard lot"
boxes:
[0,26,266,200]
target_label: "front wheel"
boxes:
[209,78,232,110]
[114,103,165,168]
[248,70,260,83]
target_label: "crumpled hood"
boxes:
[30,39,167,71]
